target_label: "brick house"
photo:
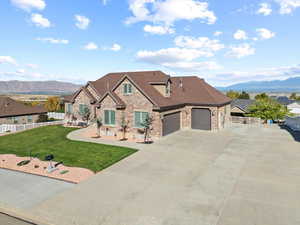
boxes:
[65,71,231,139]
[0,97,47,124]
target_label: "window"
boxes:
[79,104,87,114]
[10,117,18,124]
[166,82,171,96]
[134,111,149,128]
[27,115,33,123]
[67,103,73,113]
[123,83,133,95]
[104,110,116,125]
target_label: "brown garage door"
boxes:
[192,108,211,130]
[163,112,181,136]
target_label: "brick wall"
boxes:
[71,90,95,121]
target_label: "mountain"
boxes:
[218,76,300,92]
[0,80,82,95]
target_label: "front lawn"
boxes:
[0,126,137,172]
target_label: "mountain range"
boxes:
[0,80,82,95]
[218,76,300,92]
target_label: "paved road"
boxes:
[0,169,74,210]
[14,125,300,225]
[0,213,35,225]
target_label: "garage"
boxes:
[192,108,211,130]
[163,112,181,136]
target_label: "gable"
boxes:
[114,78,154,108]
[86,83,101,101]
[101,95,117,109]
[231,106,246,114]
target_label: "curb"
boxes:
[0,167,77,184]
[0,204,54,225]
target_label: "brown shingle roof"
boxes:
[0,97,47,118]
[70,71,231,110]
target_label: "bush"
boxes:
[37,114,48,123]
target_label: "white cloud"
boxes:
[31,13,51,28]
[110,44,122,51]
[75,15,90,30]
[16,68,26,74]
[83,42,98,50]
[275,0,300,14]
[227,43,255,58]
[136,47,221,71]
[10,0,46,11]
[233,29,248,40]
[257,3,272,15]
[36,37,69,44]
[26,64,38,69]
[214,64,300,86]
[174,36,224,53]
[256,28,275,39]
[102,0,109,5]
[144,24,175,35]
[213,31,223,37]
[0,56,17,65]
[126,0,217,25]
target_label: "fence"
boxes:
[47,112,65,120]
[0,121,64,134]
[285,116,300,131]
[231,116,262,125]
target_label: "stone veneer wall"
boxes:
[0,114,41,125]
[96,78,162,139]
[71,90,95,121]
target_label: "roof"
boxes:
[276,96,294,105]
[71,71,231,110]
[231,99,255,113]
[0,97,47,118]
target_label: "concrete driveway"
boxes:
[26,125,300,225]
[0,169,74,210]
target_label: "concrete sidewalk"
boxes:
[25,125,300,225]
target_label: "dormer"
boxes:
[150,79,171,97]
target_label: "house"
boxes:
[65,71,232,138]
[287,102,300,115]
[231,99,255,117]
[275,96,294,106]
[0,97,47,124]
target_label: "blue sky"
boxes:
[0,0,300,86]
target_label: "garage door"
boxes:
[192,108,211,130]
[163,112,181,136]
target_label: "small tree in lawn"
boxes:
[78,107,91,125]
[95,117,102,137]
[140,114,153,143]
[120,113,129,141]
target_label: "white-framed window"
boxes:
[134,111,149,128]
[104,110,116,125]
[123,83,133,95]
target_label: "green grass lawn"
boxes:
[0,126,138,172]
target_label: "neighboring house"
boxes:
[0,97,47,124]
[65,71,231,138]
[231,99,255,117]
[287,102,300,115]
[276,96,294,106]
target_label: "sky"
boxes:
[0,0,300,86]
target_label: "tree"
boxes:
[290,93,297,100]
[226,90,240,99]
[239,91,250,99]
[45,97,61,112]
[95,117,102,137]
[78,107,91,124]
[140,114,153,143]
[247,98,291,123]
[120,113,129,141]
[255,93,269,101]
[37,114,48,123]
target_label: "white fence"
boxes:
[0,121,64,134]
[47,112,65,120]
[285,116,300,131]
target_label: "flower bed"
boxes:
[0,154,94,183]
